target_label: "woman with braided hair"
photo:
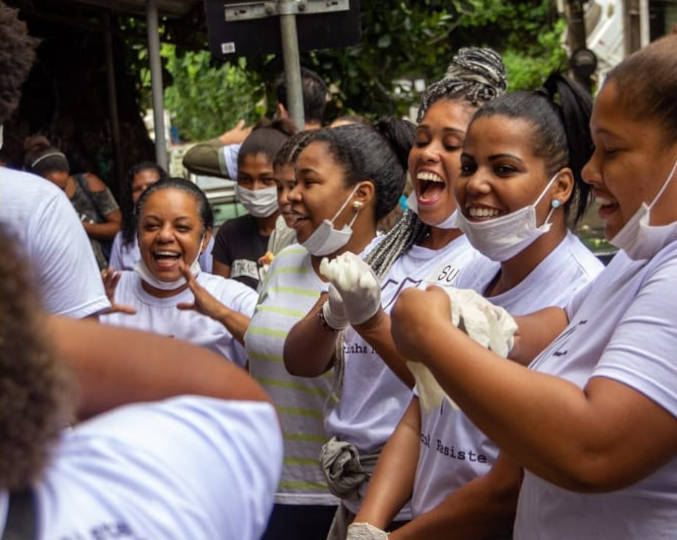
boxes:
[284,47,508,537]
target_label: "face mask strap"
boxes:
[534,172,560,208]
[331,183,362,223]
[648,156,677,210]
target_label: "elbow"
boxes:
[282,343,326,377]
[543,452,636,494]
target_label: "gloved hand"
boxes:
[319,252,381,325]
[347,522,389,540]
[321,284,349,331]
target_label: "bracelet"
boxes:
[317,307,339,332]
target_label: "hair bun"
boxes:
[23,135,52,154]
[445,47,507,97]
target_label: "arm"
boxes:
[81,173,121,241]
[389,453,521,539]
[390,286,677,492]
[212,259,231,279]
[510,307,568,366]
[354,397,421,529]
[353,309,414,388]
[46,315,270,419]
[284,296,337,376]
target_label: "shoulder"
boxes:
[562,231,605,280]
[82,172,108,192]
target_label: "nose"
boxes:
[278,186,289,206]
[421,140,442,163]
[288,182,301,202]
[157,223,174,242]
[463,168,492,196]
[581,148,601,186]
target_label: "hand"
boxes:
[322,284,349,330]
[319,252,381,325]
[390,286,450,360]
[176,261,228,321]
[100,267,137,315]
[218,119,252,145]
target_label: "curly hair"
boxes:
[0,4,40,125]
[0,226,75,490]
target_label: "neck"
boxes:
[419,226,463,250]
[256,211,279,236]
[141,278,189,298]
[486,225,567,297]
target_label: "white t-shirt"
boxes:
[0,396,282,540]
[100,271,257,366]
[0,167,109,317]
[514,242,677,539]
[327,235,495,516]
[412,231,603,517]
[109,232,215,273]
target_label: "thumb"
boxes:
[176,302,195,311]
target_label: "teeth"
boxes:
[417,171,445,183]
[155,251,180,257]
[468,207,501,218]
[595,195,615,206]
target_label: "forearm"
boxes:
[46,315,270,418]
[217,306,250,344]
[510,307,568,365]
[354,309,414,388]
[355,400,421,528]
[83,219,120,240]
[390,454,521,540]
[283,297,337,376]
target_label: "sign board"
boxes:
[204,0,361,58]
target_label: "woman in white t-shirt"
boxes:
[284,48,508,536]
[245,118,415,540]
[354,73,603,538]
[387,35,677,539]
[101,177,257,366]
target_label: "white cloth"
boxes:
[347,522,389,539]
[100,271,256,366]
[0,167,109,317]
[327,235,494,518]
[412,231,603,517]
[219,143,241,179]
[109,232,215,273]
[515,242,677,539]
[0,396,282,540]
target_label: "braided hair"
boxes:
[366,47,507,280]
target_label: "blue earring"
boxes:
[551,199,561,209]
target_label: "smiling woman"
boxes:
[99,178,258,367]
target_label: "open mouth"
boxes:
[153,250,182,268]
[466,205,504,221]
[416,171,446,205]
[288,210,308,229]
[595,194,619,219]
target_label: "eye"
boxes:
[459,163,476,176]
[494,164,518,176]
[142,222,159,231]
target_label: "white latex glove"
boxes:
[322,284,349,330]
[319,252,381,325]
[347,522,389,540]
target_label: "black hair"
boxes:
[471,73,593,225]
[136,177,214,232]
[120,161,167,246]
[606,34,677,142]
[0,5,40,125]
[275,67,328,125]
[273,130,313,169]
[23,135,70,176]
[330,115,371,128]
[297,117,415,221]
[238,118,297,169]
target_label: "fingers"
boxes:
[116,303,137,315]
[176,302,196,311]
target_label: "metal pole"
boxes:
[103,12,124,198]
[566,0,591,91]
[278,0,305,129]
[146,0,168,170]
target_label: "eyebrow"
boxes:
[296,167,319,175]
[417,126,466,136]
[488,153,523,161]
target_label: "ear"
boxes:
[551,167,574,207]
[201,228,213,254]
[352,180,376,210]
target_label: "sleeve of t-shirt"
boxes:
[33,191,110,318]
[212,220,235,266]
[219,143,241,179]
[593,252,677,418]
[56,396,282,539]
[90,185,120,216]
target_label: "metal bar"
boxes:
[146,0,168,169]
[279,0,304,129]
[103,11,125,197]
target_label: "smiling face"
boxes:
[289,141,358,244]
[138,188,210,282]
[408,98,476,227]
[457,115,563,225]
[274,163,296,228]
[131,168,162,204]
[582,80,677,239]
[237,153,277,191]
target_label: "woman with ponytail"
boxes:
[284,48,510,537]
[390,34,677,539]
[244,118,414,539]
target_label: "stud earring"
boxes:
[551,199,561,209]
[352,201,364,210]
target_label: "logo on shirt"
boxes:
[231,259,259,281]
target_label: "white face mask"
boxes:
[236,185,279,218]
[610,157,677,260]
[455,173,560,262]
[302,184,361,256]
[406,191,458,229]
[135,236,204,291]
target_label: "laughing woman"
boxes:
[100,178,257,367]
[389,35,677,539]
